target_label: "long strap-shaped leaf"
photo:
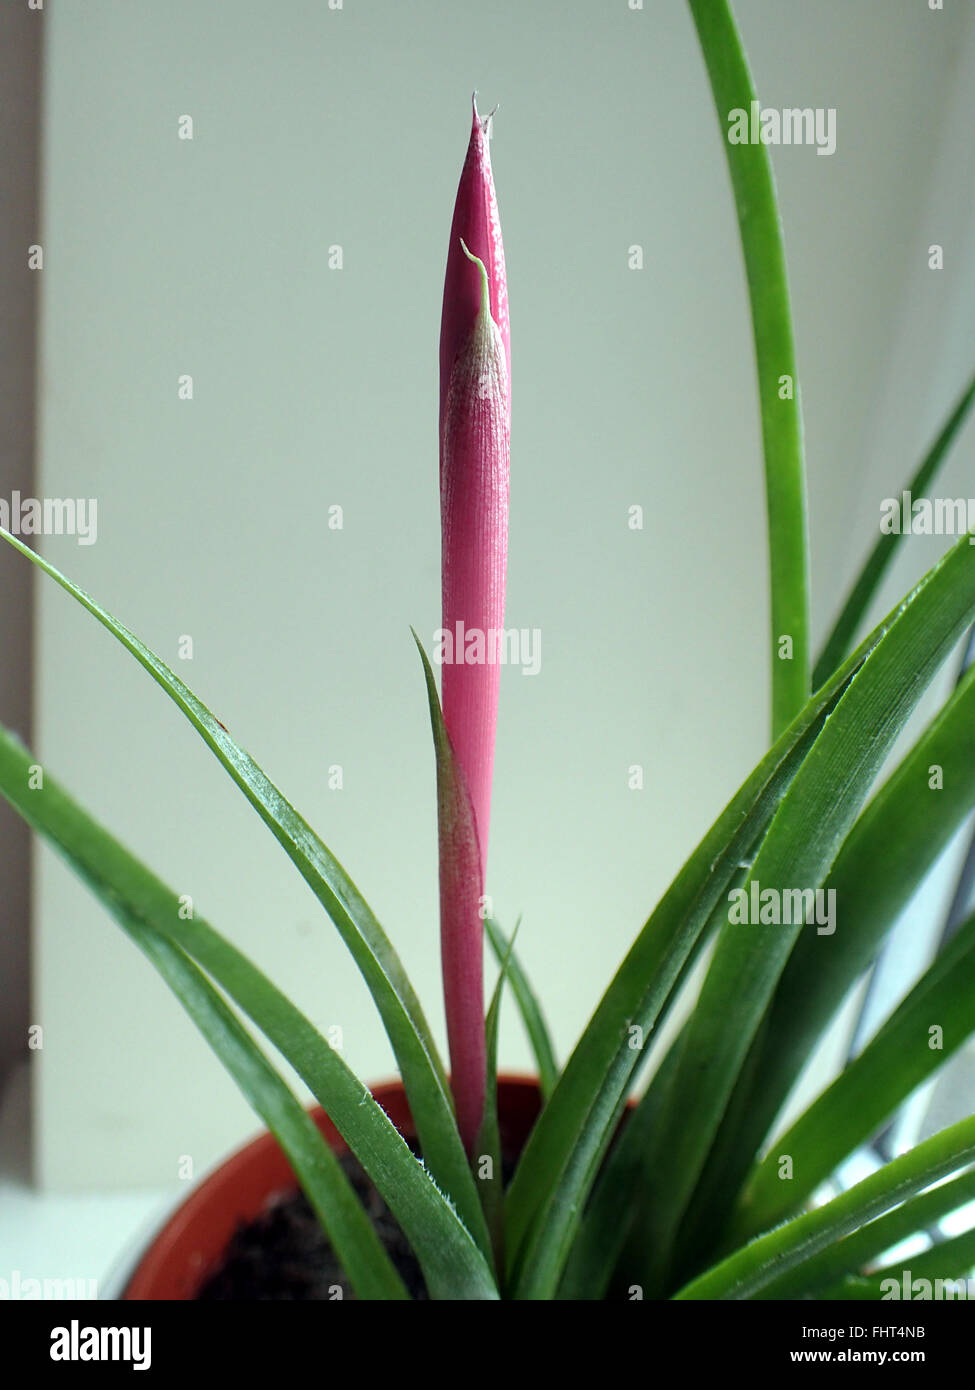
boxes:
[674,1114,975,1300]
[0,528,489,1261]
[755,1164,975,1300]
[684,656,975,1259]
[556,872,752,1300]
[733,907,975,1238]
[0,724,499,1301]
[476,925,520,1280]
[502,632,876,1299]
[622,530,975,1296]
[485,917,558,1101]
[414,636,546,1271]
[119,921,407,1300]
[820,1227,975,1301]
[556,1035,683,1301]
[508,530,975,1298]
[814,370,975,687]
[413,631,486,1153]
[689,0,809,737]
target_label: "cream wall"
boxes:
[29,0,975,1187]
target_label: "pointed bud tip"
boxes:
[471,92,498,140]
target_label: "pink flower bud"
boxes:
[437,97,511,1150]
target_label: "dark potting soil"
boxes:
[197,1149,428,1300]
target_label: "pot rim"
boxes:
[119,1072,543,1300]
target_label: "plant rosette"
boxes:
[122,1077,544,1302]
[3,4,975,1304]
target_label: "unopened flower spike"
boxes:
[436,98,511,1151]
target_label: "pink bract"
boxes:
[437,97,511,1149]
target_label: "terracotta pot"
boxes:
[122,1074,543,1300]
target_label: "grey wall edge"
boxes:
[0,4,42,1127]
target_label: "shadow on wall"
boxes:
[0,5,41,1120]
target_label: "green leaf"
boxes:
[485,917,558,1100]
[412,630,520,1277]
[755,1164,975,1299]
[475,922,520,1281]
[120,921,408,1300]
[690,656,975,1259]
[412,628,487,1155]
[502,629,875,1300]
[556,1038,683,1301]
[814,371,975,687]
[0,723,499,1301]
[674,1115,975,1300]
[628,529,975,1294]
[816,1276,895,1300]
[688,0,809,737]
[0,528,489,1262]
[733,907,975,1239]
[557,875,749,1300]
[820,1226,975,1300]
